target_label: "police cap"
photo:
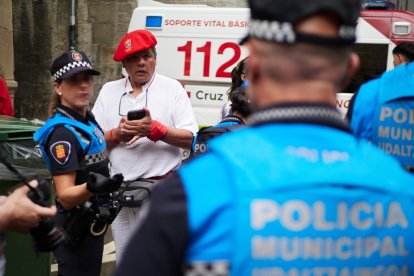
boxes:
[241,0,361,47]
[50,50,100,82]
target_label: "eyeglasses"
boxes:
[118,75,155,116]
[118,90,148,116]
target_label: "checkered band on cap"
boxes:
[249,19,296,44]
[247,19,356,45]
[53,61,93,81]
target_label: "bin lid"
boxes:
[0,116,43,141]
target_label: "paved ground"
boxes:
[50,230,116,276]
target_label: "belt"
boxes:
[146,171,175,180]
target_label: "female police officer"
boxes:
[34,50,122,276]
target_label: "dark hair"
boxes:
[228,57,248,93]
[229,86,251,118]
[392,42,414,62]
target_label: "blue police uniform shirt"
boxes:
[114,105,414,276]
[350,61,414,166]
[182,106,414,275]
[34,105,109,182]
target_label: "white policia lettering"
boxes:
[251,200,408,231]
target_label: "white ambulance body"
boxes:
[128,0,414,126]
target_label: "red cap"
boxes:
[113,30,157,62]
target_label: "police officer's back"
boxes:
[115,0,414,275]
[192,86,251,157]
[349,42,414,172]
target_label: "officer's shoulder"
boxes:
[48,125,77,141]
[181,150,228,176]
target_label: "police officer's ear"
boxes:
[53,82,62,96]
[245,44,262,86]
[338,52,360,91]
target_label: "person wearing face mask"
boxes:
[346,42,414,122]
[92,30,198,263]
[348,41,414,171]
[34,50,122,276]
[392,42,414,67]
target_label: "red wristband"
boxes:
[147,120,167,142]
[109,129,120,144]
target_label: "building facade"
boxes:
[1,0,413,120]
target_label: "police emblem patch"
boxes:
[71,51,83,61]
[50,141,71,165]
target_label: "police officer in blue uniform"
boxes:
[115,0,414,275]
[349,46,414,171]
[191,86,251,157]
[34,51,122,276]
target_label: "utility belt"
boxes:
[56,199,113,247]
[121,171,174,208]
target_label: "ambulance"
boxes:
[127,0,414,126]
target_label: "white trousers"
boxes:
[111,206,142,264]
[111,178,160,264]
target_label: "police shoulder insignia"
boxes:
[50,141,71,165]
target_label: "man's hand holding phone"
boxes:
[123,108,153,144]
[110,108,167,145]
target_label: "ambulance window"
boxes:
[344,43,388,93]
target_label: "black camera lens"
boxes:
[25,180,65,252]
[30,218,65,252]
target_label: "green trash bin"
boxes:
[0,116,53,276]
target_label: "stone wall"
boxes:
[13,0,65,120]
[0,0,17,105]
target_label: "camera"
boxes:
[27,178,65,252]
[0,154,65,252]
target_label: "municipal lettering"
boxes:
[251,236,409,260]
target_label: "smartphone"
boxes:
[127,109,146,120]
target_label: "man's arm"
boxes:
[0,181,57,233]
[115,173,189,276]
[160,128,194,149]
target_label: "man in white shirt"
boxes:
[92,29,198,262]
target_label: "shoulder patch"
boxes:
[50,141,71,165]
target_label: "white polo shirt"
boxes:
[92,73,198,181]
